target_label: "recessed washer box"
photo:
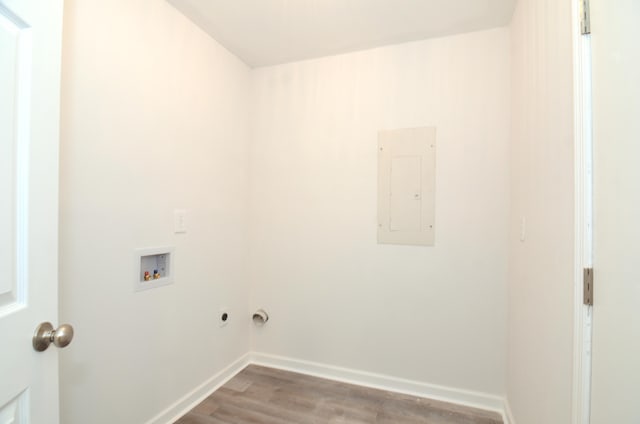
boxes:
[134,247,174,292]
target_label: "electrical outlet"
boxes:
[219,308,229,327]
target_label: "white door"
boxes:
[590,0,640,423]
[0,0,65,423]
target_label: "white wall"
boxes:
[248,28,510,396]
[58,1,580,420]
[507,0,575,422]
[58,1,251,423]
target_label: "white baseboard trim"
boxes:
[145,353,250,424]
[148,351,511,424]
[250,351,508,420]
[503,398,516,424]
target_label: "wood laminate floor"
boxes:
[174,365,503,424]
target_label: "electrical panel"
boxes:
[378,127,436,246]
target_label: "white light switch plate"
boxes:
[174,209,187,233]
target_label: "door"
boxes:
[590,0,640,422]
[0,0,65,422]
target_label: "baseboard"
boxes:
[503,398,516,424]
[145,353,250,424]
[147,351,511,424]
[250,351,507,419]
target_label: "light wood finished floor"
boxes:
[174,365,503,424]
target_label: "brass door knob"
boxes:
[33,322,74,352]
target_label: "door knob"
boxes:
[33,322,74,352]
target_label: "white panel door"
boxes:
[0,0,64,423]
[590,0,640,422]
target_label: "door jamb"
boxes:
[572,0,594,422]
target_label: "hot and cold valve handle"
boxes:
[33,322,74,352]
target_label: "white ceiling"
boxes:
[167,0,517,68]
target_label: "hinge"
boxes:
[583,267,594,305]
[580,0,591,35]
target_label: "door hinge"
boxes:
[583,267,594,305]
[580,0,591,35]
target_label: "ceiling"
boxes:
[167,0,517,68]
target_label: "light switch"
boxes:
[174,209,187,233]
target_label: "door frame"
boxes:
[571,0,593,423]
